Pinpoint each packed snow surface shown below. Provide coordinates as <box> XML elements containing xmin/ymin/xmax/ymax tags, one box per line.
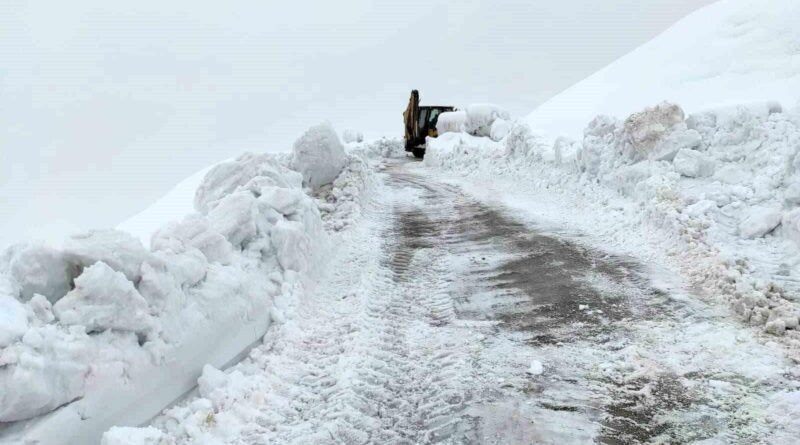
<box><xmin>526</xmin><ymin>0</ymin><xmax>800</xmax><ymax>142</ymax></box>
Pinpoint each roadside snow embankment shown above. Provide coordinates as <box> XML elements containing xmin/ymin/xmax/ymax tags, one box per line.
<box><xmin>437</xmin><ymin>104</ymin><xmax>511</xmax><ymax>142</ymax></box>
<box><xmin>0</xmin><ymin>124</ymin><xmax>373</xmax><ymax>443</ymax></box>
<box><xmin>425</xmin><ymin>100</ymin><xmax>800</xmax><ymax>343</ymax></box>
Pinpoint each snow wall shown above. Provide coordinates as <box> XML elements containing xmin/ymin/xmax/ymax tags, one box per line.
<box><xmin>0</xmin><ymin>127</ymin><xmax>377</xmax><ymax>444</ymax></box>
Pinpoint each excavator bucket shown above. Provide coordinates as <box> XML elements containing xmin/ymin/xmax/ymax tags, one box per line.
<box><xmin>403</xmin><ymin>90</ymin><xmax>419</xmax><ymax>149</ymax></box>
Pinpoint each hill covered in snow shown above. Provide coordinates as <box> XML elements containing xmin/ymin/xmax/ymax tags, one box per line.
<box><xmin>526</xmin><ymin>0</ymin><xmax>800</xmax><ymax>141</ymax></box>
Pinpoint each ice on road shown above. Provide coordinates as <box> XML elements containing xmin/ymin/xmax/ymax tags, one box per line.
<box><xmin>142</xmin><ymin>159</ymin><xmax>799</xmax><ymax>444</ymax></box>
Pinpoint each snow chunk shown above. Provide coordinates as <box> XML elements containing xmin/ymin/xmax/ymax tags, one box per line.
<box><xmin>0</xmin><ymin>324</ymin><xmax>89</xmax><ymax>422</ymax></box>
<box><xmin>489</xmin><ymin>118</ymin><xmax>512</xmax><ymax>142</ymax></box>
<box><xmin>207</xmin><ymin>192</ymin><xmax>258</xmax><ymax>249</ymax></box>
<box><xmin>527</xmin><ymin>360</ymin><xmax>544</xmax><ymax>376</ymax></box>
<box><xmin>436</xmin><ymin>110</ymin><xmax>466</xmax><ymax>134</ymax></box>
<box><xmin>270</xmin><ymin>220</ymin><xmax>310</xmax><ymax>272</ymax></box>
<box><xmin>53</xmin><ymin>262</ymin><xmax>155</xmax><ymax>335</ymax></box>
<box><xmin>63</xmin><ymin>230</ymin><xmax>152</xmax><ymax>284</ymax></box>
<box><xmin>341</xmin><ymin>129</ymin><xmax>364</xmax><ymax>143</ymax></box>
<box><xmin>4</xmin><ymin>243</ymin><xmax>75</xmax><ymax>303</ymax></box>
<box><xmin>553</xmin><ymin>136</ymin><xmax>581</xmax><ymax>166</ymax></box>
<box><xmin>464</xmin><ymin>104</ymin><xmax>511</xmax><ymax>137</ymax></box>
<box><xmin>28</xmin><ymin>294</ymin><xmax>55</xmax><ymax>325</ymax></box>
<box><xmin>782</xmin><ymin>208</ymin><xmax>800</xmax><ymax>246</ymax></box>
<box><xmin>197</xmin><ymin>364</ymin><xmax>227</xmax><ymax>400</ymax></box>
<box><xmin>784</xmin><ymin>179</ymin><xmax>800</xmax><ymax>206</ymax></box>
<box><xmin>102</xmin><ymin>426</ymin><xmax>164</xmax><ymax>445</ymax></box>
<box><xmin>620</xmin><ymin>102</ymin><xmax>695</xmax><ymax>162</ymax></box>
<box><xmin>673</xmin><ymin>148</ymin><xmax>715</xmax><ymax>178</ymax></box>
<box><xmin>152</xmin><ymin>214</ymin><xmax>233</xmax><ymax>265</ymax></box>
<box><xmin>738</xmin><ymin>206</ymin><xmax>782</xmax><ymax>239</ymax></box>
<box><xmin>291</xmin><ymin>122</ymin><xmax>347</xmax><ymax>190</ymax></box>
<box><xmin>0</xmin><ymin>294</ymin><xmax>28</xmax><ymax>347</ymax></box>
<box><xmin>194</xmin><ymin>153</ymin><xmax>301</xmax><ymax>214</ymax></box>
<box><xmin>505</xmin><ymin>122</ymin><xmax>540</xmax><ymax>158</ymax></box>
<box><xmin>5</xmin><ymin>230</ymin><xmax>152</xmax><ymax>304</ymax></box>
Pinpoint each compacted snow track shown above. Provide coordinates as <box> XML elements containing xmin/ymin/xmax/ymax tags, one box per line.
<box><xmin>145</xmin><ymin>159</ymin><xmax>799</xmax><ymax>444</ymax></box>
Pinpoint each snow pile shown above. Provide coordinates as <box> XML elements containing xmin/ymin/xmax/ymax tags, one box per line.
<box><xmin>526</xmin><ymin>0</ymin><xmax>800</xmax><ymax>142</ymax></box>
<box><xmin>290</xmin><ymin>122</ymin><xmax>347</xmax><ymax>190</ymax></box>
<box><xmin>102</xmin><ymin>427</ymin><xmax>163</xmax><ymax>445</ymax></box>
<box><xmin>341</xmin><ymin>129</ymin><xmax>364</xmax><ymax>143</ymax></box>
<box><xmin>436</xmin><ymin>110</ymin><xmax>466</xmax><ymax>134</ymax></box>
<box><xmin>464</xmin><ymin>104</ymin><xmax>510</xmax><ymax>139</ymax></box>
<box><xmin>0</xmin><ymin>122</ymin><xmax>375</xmax><ymax>442</ymax></box>
<box><xmin>349</xmin><ymin>137</ymin><xmax>405</xmax><ymax>159</ymax></box>
<box><xmin>315</xmin><ymin>153</ymin><xmax>374</xmax><ymax>232</ymax></box>
<box><xmin>54</xmin><ymin>262</ymin><xmax>156</xmax><ymax>335</ymax></box>
<box><xmin>425</xmin><ymin>99</ymin><xmax>800</xmax><ymax>341</ymax></box>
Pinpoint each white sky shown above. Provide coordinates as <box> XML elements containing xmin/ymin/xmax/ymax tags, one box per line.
<box><xmin>0</xmin><ymin>0</ymin><xmax>715</xmax><ymax>248</ymax></box>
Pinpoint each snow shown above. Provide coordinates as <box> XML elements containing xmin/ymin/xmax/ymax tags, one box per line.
<box><xmin>436</xmin><ymin>110</ymin><xmax>466</xmax><ymax>134</ymax></box>
<box><xmin>423</xmin><ymin>97</ymin><xmax>800</xmax><ymax>342</ymax></box>
<box><xmin>53</xmin><ymin>262</ymin><xmax>156</xmax><ymax>335</ymax></box>
<box><xmin>0</xmin><ymin>124</ymin><xmax>374</xmax><ymax>442</ymax></box>
<box><xmin>526</xmin><ymin>0</ymin><xmax>800</xmax><ymax>143</ymax></box>
<box><xmin>0</xmin><ymin>294</ymin><xmax>28</xmax><ymax>348</ymax></box>
<box><xmin>673</xmin><ymin>148</ymin><xmax>715</xmax><ymax>178</ymax></box>
<box><xmin>526</xmin><ymin>360</ymin><xmax>544</xmax><ymax>376</ymax></box>
<box><xmin>341</xmin><ymin>129</ymin><xmax>364</xmax><ymax>143</ymax></box>
<box><xmin>101</xmin><ymin>427</ymin><xmax>163</xmax><ymax>445</ymax></box>
<box><xmin>464</xmin><ymin>103</ymin><xmax>510</xmax><ymax>138</ymax></box>
<box><xmin>738</xmin><ymin>206</ymin><xmax>782</xmax><ymax>239</ymax></box>
<box><xmin>117</xmin><ymin>164</ymin><xmax>216</xmax><ymax>248</ymax></box>
<box><xmin>290</xmin><ymin>122</ymin><xmax>348</xmax><ymax>190</ymax></box>
<box><xmin>489</xmin><ymin>118</ymin><xmax>511</xmax><ymax>142</ymax></box>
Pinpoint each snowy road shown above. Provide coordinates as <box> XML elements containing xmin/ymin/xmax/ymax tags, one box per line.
<box><xmin>147</xmin><ymin>159</ymin><xmax>799</xmax><ymax>444</ymax></box>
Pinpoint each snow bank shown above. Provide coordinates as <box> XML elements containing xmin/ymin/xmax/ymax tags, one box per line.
<box><xmin>425</xmin><ymin>99</ymin><xmax>800</xmax><ymax>342</ymax></box>
<box><xmin>314</xmin><ymin>152</ymin><xmax>374</xmax><ymax>232</ymax></box>
<box><xmin>291</xmin><ymin>122</ymin><xmax>347</xmax><ymax>190</ymax></box>
<box><xmin>436</xmin><ymin>105</ymin><xmax>514</xmax><ymax>143</ymax></box>
<box><xmin>526</xmin><ymin>0</ymin><xmax>800</xmax><ymax>142</ymax></box>
<box><xmin>0</xmin><ymin>124</ymin><xmax>375</xmax><ymax>442</ymax></box>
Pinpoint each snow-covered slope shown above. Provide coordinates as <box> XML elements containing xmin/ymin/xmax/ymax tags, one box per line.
<box><xmin>527</xmin><ymin>0</ymin><xmax>800</xmax><ymax>142</ymax></box>
<box><xmin>116</xmin><ymin>164</ymin><xmax>218</xmax><ymax>248</ymax></box>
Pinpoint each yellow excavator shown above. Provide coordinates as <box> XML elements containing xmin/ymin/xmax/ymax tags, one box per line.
<box><xmin>403</xmin><ymin>90</ymin><xmax>455</xmax><ymax>158</ymax></box>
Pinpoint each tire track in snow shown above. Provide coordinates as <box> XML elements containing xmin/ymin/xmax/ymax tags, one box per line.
<box><xmin>146</xmin><ymin>160</ymin><xmax>800</xmax><ymax>444</ymax></box>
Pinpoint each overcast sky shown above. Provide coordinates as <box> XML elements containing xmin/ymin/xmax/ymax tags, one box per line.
<box><xmin>0</xmin><ymin>0</ymin><xmax>715</xmax><ymax>248</ymax></box>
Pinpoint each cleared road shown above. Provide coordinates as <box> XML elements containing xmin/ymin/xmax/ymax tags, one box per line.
<box><xmin>149</xmin><ymin>159</ymin><xmax>798</xmax><ymax>444</ymax></box>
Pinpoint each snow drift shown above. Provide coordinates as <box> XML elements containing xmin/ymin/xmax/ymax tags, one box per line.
<box><xmin>0</xmin><ymin>125</ymin><xmax>373</xmax><ymax>443</ymax></box>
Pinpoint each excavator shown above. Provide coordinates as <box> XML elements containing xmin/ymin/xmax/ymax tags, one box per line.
<box><xmin>403</xmin><ymin>90</ymin><xmax>455</xmax><ymax>158</ymax></box>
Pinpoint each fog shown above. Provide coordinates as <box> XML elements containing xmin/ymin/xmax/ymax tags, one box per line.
<box><xmin>0</xmin><ymin>0</ymin><xmax>715</xmax><ymax>247</ymax></box>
